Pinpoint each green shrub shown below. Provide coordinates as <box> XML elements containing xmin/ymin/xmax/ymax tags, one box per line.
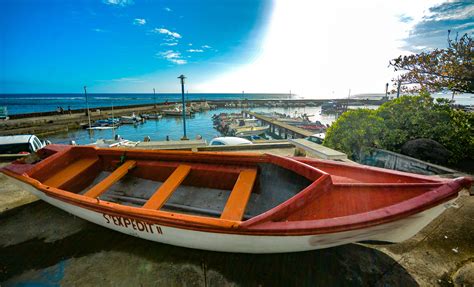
<box><xmin>324</xmin><ymin>109</ymin><xmax>384</xmax><ymax>161</ymax></box>
<box><xmin>324</xmin><ymin>93</ymin><xmax>473</xmax><ymax>164</ymax></box>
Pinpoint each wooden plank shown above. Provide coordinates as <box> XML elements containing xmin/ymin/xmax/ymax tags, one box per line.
<box><xmin>142</xmin><ymin>165</ymin><xmax>191</xmax><ymax>210</ymax></box>
<box><xmin>43</xmin><ymin>157</ymin><xmax>100</xmax><ymax>188</ymax></box>
<box><xmin>83</xmin><ymin>160</ymin><xmax>136</xmax><ymax>198</ymax></box>
<box><xmin>220</xmin><ymin>169</ymin><xmax>257</xmax><ymax>221</ymax></box>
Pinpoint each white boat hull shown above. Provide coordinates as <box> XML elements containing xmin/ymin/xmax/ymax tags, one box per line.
<box><xmin>235</xmin><ymin>126</ymin><xmax>269</xmax><ymax>137</ymax></box>
<box><xmin>9</xmin><ymin>177</ymin><xmax>454</xmax><ymax>253</ymax></box>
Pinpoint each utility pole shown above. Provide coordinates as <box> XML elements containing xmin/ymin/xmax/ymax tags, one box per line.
<box><xmin>397</xmin><ymin>78</ymin><xmax>402</xmax><ymax>98</ymax></box>
<box><xmin>178</xmin><ymin>75</ymin><xmax>188</xmax><ymax>140</ymax></box>
<box><xmin>84</xmin><ymin>86</ymin><xmax>91</xmax><ymax>130</ymax></box>
<box><xmin>346</xmin><ymin>89</ymin><xmax>351</xmax><ymax>112</ymax></box>
<box><xmin>385</xmin><ymin>83</ymin><xmax>389</xmax><ymax>99</ymax></box>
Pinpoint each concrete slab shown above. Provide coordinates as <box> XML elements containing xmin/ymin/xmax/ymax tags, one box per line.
<box><xmin>135</xmin><ymin>139</ymin><xmax>208</xmax><ymax>150</ymax></box>
<box><xmin>0</xmin><ymin>163</ymin><xmax>38</xmax><ymax>214</ymax></box>
<box><xmin>289</xmin><ymin>138</ymin><xmax>348</xmax><ymax>160</ymax></box>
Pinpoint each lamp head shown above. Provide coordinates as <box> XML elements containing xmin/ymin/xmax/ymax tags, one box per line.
<box><xmin>178</xmin><ymin>74</ymin><xmax>186</xmax><ymax>84</ymax></box>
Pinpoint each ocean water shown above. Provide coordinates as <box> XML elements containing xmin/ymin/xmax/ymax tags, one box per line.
<box><xmin>1</xmin><ymin>93</ymin><xmax>472</xmax><ymax>116</ymax></box>
<box><xmin>0</xmin><ymin>93</ymin><xmax>290</xmax><ymax>115</ymax></box>
<box><xmin>47</xmin><ymin>106</ymin><xmax>340</xmax><ymax>145</ymax></box>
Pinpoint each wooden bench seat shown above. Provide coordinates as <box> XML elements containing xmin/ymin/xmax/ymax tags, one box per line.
<box><xmin>143</xmin><ymin>165</ymin><xmax>191</xmax><ymax>210</ymax></box>
<box><xmin>43</xmin><ymin>157</ymin><xmax>100</xmax><ymax>188</ymax></box>
<box><xmin>220</xmin><ymin>169</ymin><xmax>257</xmax><ymax>221</ymax></box>
<box><xmin>83</xmin><ymin>160</ymin><xmax>136</xmax><ymax>198</ymax></box>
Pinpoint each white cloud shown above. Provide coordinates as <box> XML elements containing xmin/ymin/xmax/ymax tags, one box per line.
<box><xmin>164</xmin><ymin>7</ymin><xmax>172</xmax><ymax>12</ymax></box>
<box><xmin>187</xmin><ymin>49</ymin><xmax>203</xmax><ymax>53</ymax></box>
<box><xmin>92</xmin><ymin>28</ymin><xmax>105</xmax><ymax>32</ymax></box>
<box><xmin>152</xmin><ymin>28</ymin><xmax>182</xmax><ymax>39</ymax></box>
<box><xmin>102</xmin><ymin>0</ymin><xmax>134</xmax><ymax>7</ymax></box>
<box><xmin>161</xmin><ymin>42</ymin><xmax>178</xmax><ymax>46</ymax></box>
<box><xmin>202</xmin><ymin>45</ymin><xmax>211</xmax><ymax>49</ymax></box>
<box><xmin>171</xmin><ymin>59</ymin><xmax>187</xmax><ymax>64</ymax></box>
<box><xmin>133</xmin><ymin>18</ymin><xmax>146</xmax><ymax>25</ymax></box>
<box><xmin>429</xmin><ymin>4</ymin><xmax>474</xmax><ymax>21</ymax></box>
<box><xmin>197</xmin><ymin>0</ymin><xmax>449</xmax><ymax>97</ymax></box>
<box><xmin>158</xmin><ymin>50</ymin><xmax>187</xmax><ymax>65</ymax></box>
<box><xmin>188</xmin><ymin>43</ymin><xmax>193</xmax><ymax>46</ymax></box>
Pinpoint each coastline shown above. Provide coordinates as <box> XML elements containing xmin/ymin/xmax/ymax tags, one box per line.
<box><xmin>0</xmin><ymin>98</ymin><xmax>385</xmax><ymax>137</ymax></box>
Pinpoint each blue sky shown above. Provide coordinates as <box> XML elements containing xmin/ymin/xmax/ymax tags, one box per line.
<box><xmin>0</xmin><ymin>0</ymin><xmax>472</xmax><ymax>96</ymax></box>
<box><xmin>0</xmin><ymin>0</ymin><xmax>272</xmax><ymax>93</ymax></box>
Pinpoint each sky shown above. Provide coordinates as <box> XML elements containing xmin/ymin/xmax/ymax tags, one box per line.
<box><xmin>0</xmin><ymin>0</ymin><xmax>472</xmax><ymax>98</ymax></box>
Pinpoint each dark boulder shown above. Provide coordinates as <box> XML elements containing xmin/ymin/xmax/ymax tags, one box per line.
<box><xmin>401</xmin><ymin>138</ymin><xmax>451</xmax><ymax>165</ymax></box>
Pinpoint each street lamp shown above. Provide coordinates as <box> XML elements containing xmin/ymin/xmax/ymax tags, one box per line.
<box><xmin>84</xmin><ymin>86</ymin><xmax>91</xmax><ymax>129</ymax></box>
<box><xmin>178</xmin><ymin>75</ymin><xmax>188</xmax><ymax>140</ymax></box>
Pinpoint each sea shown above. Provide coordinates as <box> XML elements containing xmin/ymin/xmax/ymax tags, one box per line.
<box><xmin>0</xmin><ymin>93</ymin><xmax>292</xmax><ymax>115</ymax></box>
<box><xmin>45</xmin><ymin>105</ymin><xmax>342</xmax><ymax>145</ymax></box>
<box><xmin>0</xmin><ymin>93</ymin><xmax>472</xmax><ymax>145</ymax></box>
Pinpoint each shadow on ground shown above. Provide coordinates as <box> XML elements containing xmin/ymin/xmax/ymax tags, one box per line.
<box><xmin>0</xmin><ymin>202</ymin><xmax>417</xmax><ymax>286</ymax></box>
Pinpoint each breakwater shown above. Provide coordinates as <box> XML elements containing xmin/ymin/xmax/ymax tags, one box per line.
<box><xmin>5</xmin><ymin>98</ymin><xmax>386</xmax><ymax>120</ymax></box>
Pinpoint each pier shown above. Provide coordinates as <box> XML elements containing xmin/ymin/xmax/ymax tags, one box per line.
<box><xmin>243</xmin><ymin>111</ymin><xmax>314</xmax><ymax>139</ymax></box>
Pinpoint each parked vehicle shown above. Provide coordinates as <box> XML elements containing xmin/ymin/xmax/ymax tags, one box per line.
<box><xmin>0</xmin><ymin>135</ymin><xmax>49</xmax><ymax>154</ymax></box>
<box><xmin>209</xmin><ymin>137</ymin><xmax>253</xmax><ymax>146</ymax></box>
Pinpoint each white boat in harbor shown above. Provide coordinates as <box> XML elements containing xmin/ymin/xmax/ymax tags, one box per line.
<box><xmin>120</xmin><ymin>113</ymin><xmax>144</xmax><ymax>124</ymax></box>
<box><xmin>87</xmin><ymin>126</ymin><xmax>117</xmax><ymax>130</ymax></box>
<box><xmin>142</xmin><ymin>113</ymin><xmax>162</xmax><ymax>120</ymax></box>
<box><xmin>233</xmin><ymin>125</ymin><xmax>269</xmax><ymax>137</ymax></box>
<box><xmin>162</xmin><ymin>108</ymin><xmax>192</xmax><ymax>117</ymax></box>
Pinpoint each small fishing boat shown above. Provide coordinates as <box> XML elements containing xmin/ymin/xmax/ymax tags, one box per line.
<box><xmin>120</xmin><ymin>113</ymin><xmax>144</xmax><ymax>124</ymax></box>
<box><xmin>233</xmin><ymin>125</ymin><xmax>270</xmax><ymax>137</ymax></box>
<box><xmin>1</xmin><ymin>145</ymin><xmax>471</xmax><ymax>253</ymax></box>
<box><xmin>87</xmin><ymin>126</ymin><xmax>117</xmax><ymax>131</ymax></box>
<box><xmin>162</xmin><ymin>108</ymin><xmax>192</xmax><ymax>117</ymax></box>
<box><xmin>143</xmin><ymin>113</ymin><xmax>162</xmax><ymax>120</ymax></box>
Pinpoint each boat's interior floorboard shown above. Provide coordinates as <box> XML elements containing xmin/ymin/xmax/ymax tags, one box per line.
<box><xmin>246</xmin><ymin>163</ymin><xmax>311</xmax><ymax>216</ymax></box>
<box><xmin>78</xmin><ymin>163</ymin><xmax>312</xmax><ymax>220</ymax></box>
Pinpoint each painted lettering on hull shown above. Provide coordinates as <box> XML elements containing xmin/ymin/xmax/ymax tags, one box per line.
<box><xmin>102</xmin><ymin>213</ymin><xmax>163</xmax><ymax>235</ymax></box>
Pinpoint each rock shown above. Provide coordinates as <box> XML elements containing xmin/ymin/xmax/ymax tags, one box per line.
<box><xmin>401</xmin><ymin>138</ymin><xmax>451</xmax><ymax>165</ymax></box>
<box><xmin>452</xmin><ymin>261</ymin><xmax>474</xmax><ymax>287</ymax></box>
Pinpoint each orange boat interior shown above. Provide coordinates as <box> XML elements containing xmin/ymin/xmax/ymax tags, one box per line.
<box><xmin>15</xmin><ymin>145</ymin><xmax>448</xmax><ymax>223</ymax></box>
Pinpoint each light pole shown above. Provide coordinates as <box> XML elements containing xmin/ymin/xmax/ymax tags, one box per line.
<box><xmin>153</xmin><ymin>88</ymin><xmax>156</xmax><ymax>108</ymax></box>
<box><xmin>84</xmin><ymin>86</ymin><xmax>91</xmax><ymax>129</ymax></box>
<box><xmin>178</xmin><ymin>75</ymin><xmax>188</xmax><ymax>140</ymax></box>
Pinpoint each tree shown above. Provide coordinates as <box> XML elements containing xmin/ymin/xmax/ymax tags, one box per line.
<box><xmin>390</xmin><ymin>32</ymin><xmax>473</xmax><ymax>95</ymax></box>
<box><xmin>323</xmin><ymin>109</ymin><xmax>385</xmax><ymax>161</ymax></box>
<box><xmin>324</xmin><ymin>94</ymin><xmax>473</xmax><ymax>164</ymax></box>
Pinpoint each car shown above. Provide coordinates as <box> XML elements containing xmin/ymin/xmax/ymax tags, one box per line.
<box><xmin>209</xmin><ymin>137</ymin><xmax>253</xmax><ymax>146</ymax></box>
<box><xmin>0</xmin><ymin>135</ymin><xmax>49</xmax><ymax>154</ymax></box>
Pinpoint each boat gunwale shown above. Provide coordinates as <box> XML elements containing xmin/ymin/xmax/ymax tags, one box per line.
<box><xmin>293</xmin><ymin>157</ymin><xmax>449</xmax><ymax>183</ymax></box>
<box><xmin>2</xmin><ymin>168</ymin><xmax>467</xmax><ymax>236</ymax></box>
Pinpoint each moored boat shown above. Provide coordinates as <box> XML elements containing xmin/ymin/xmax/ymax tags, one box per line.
<box><xmin>1</xmin><ymin>145</ymin><xmax>471</xmax><ymax>253</ymax></box>
<box><xmin>233</xmin><ymin>125</ymin><xmax>270</xmax><ymax>137</ymax></box>
<box><xmin>162</xmin><ymin>108</ymin><xmax>193</xmax><ymax>117</ymax></box>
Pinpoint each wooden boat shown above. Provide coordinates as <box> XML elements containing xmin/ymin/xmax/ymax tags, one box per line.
<box><xmin>233</xmin><ymin>125</ymin><xmax>270</xmax><ymax>137</ymax></box>
<box><xmin>1</xmin><ymin>145</ymin><xmax>471</xmax><ymax>253</ymax></box>
<box><xmin>162</xmin><ymin>107</ymin><xmax>193</xmax><ymax>117</ymax></box>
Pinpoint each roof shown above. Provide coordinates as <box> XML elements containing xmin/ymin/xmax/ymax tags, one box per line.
<box><xmin>0</xmin><ymin>135</ymin><xmax>34</xmax><ymax>144</ymax></box>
